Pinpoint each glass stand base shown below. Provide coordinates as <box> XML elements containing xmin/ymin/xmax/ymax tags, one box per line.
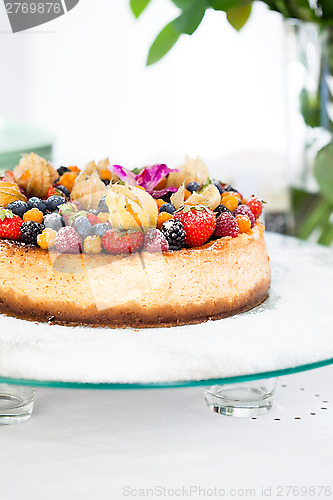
<box><xmin>204</xmin><ymin>379</ymin><xmax>277</xmax><ymax>417</ymax></box>
<box><xmin>0</xmin><ymin>385</ymin><xmax>35</xmax><ymax>425</ymax></box>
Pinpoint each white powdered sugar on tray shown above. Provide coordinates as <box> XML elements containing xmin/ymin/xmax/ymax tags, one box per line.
<box><xmin>0</xmin><ymin>233</ymin><xmax>332</xmax><ymax>384</ymax></box>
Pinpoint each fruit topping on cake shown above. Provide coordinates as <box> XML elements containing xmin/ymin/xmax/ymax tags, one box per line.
<box><xmin>0</xmin><ymin>154</ymin><xmax>265</xmax><ymax>257</ymax></box>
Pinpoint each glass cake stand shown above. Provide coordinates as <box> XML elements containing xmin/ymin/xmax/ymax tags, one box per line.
<box><xmin>1</xmin><ymin>233</ymin><xmax>333</xmax><ymax>422</ymax></box>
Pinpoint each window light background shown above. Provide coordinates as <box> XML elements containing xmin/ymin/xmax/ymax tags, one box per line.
<box><xmin>0</xmin><ymin>0</ymin><xmax>286</xmax><ymax>196</ymax></box>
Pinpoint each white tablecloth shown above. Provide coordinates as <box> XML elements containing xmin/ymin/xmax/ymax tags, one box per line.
<box><xmin>1</xmin><ymin>365</ymin><xmax>332</xmax><ymax>500</ymax></box>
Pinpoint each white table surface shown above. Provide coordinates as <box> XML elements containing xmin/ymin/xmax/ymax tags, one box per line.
<box><xmin>1</xmin><ymin>365</ymin><xmax>332</xmax><ymax>500</ymax></box>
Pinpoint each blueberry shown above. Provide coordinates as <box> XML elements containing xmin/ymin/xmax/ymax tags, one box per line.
<box><xmin>88</xmin><ymin>209</ymin><xmax>99</xmax><ymax>216</ymax></box>
<box><xmin>160</xmin><ymin>203</ymin><xmax>176</xmax><ymax>215</ymax></box>
<box><xmin>46</xmin><ymin>195</ymin><xmax>66</xmax><ymax>212</ymax></box>
<box><xmin>92</xmin><ymin>223</ymin><xmax>111</xmax><ymax>237</ymax></box>
<box><xmin>74</xmin><ymin>216</ymin><xmax>92</xmax><ymax>239</ymax></box>
<box><xmin>43</xmin><ymin>213</ymin><xmax>65</xmax><ymax>231</ymax></box>
<box><xmin>98</xmin><ymin>196</ymin><xmax>108</xmax><ymax>213</ymax></box>
<box><xmin>57</xmin><ymin>166</ymin><xmax>70</xmax><ymax>177</ymax></box>
<box><xmin>56</xmin><ymin>185</ymin><xmax>70</xmax><ymax>197</ymax></box>
<box><xmin>221</xmin><ymin>184</ymin><xmax>238</xmax><ymax>193</ymax></box>
<box><xmin>6</xmin><ymin>200</ymin><xmax>28</xmax><ymax>218</ymax></box>
<box><xmin>186</xmin><ymin>182</ymin><xmax>200</xmax><ymax>193</ymax></box>
<box><xmin>211</xmin><ymin>179</ymin><xmax>223</xmax><ymax>194</ymax></box>
<box><xmin>27</xmin><ymin>197</ymin><xmax>47</xmax><ymax>214</ymax></box>
<box><xmin>102</xmin><ymin>179</ymin><xmax>110</xmax><ymax>186</ymax></box>
<box><xmin>215</xmin><ymin>204</ymin><xmax>234</xmax><ymax>217</ymax></box>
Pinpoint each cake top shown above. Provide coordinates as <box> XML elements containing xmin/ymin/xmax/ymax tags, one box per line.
<box><xmin>0</xmin><ymin>153</ymin><xmax>264</xmax><ymax>255</ymax></box>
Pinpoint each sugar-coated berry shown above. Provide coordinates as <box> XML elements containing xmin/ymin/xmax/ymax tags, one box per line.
<box><xmin>59</xmin><ymin>202</ymin><xmax>78</xmax><ymax>217</ymax></box>
<box><xmin>221</xmin><ymin>184</ymin><xmax>238</xmax><ymax>193</ymax></box>
<box><xmin>68</xmin><ymin>210</ymin><xmax>87</xmax><ymax>226</ymax></box>
<box><xmin>246</xmin><ymin>197</ymin><xmax>263</xmax><ymax>219</ymax></box>
<box><xmin>37</xmin><ymin>228</ymin><xmax>57</xmax><ymax>250</ymax></box>
<box><xmin>46</xmin><ymin>195</ymin><xmax>66</xmax><ymax>212</ymax></box>
<box><xmin>98</xmin><ymin>196</ymin><xmax>108</xmax><ymax>213</ymax></box>
<box><xmin>221</xmin><ymin>193</ymin><xmax>240</xmax><ymax>212</ymax></box>
<box><xmin>96</xmin><ymin>212</ymin><xmax>110</xmax><ymax>224</ymax></box>
<box><xmin>23</xmin><ymin>208</ymin><xmax>44</xmax><ymax>224</ymax></box>
<box><xmin>27</xmin><ymin>197</ymin><xmax>47</xmax><ymax>215</ymax></box>
<box><xmin>74</xmin><ymin>216</ymin><xmax>93</xmax><ymax>239</ymax></box>
<box><xmin>186</xmin><ymin>181</ymin><xmax>200</xmax><ymax>193</ymax></box>
<box><xmin>236</xmin><ymin>214</ymin><xmax>252</xmax><ymax>233</ymax></box>
<box><xmin>157</xmin><ymin>212</ymin><xmax>174</xmax><ymax>229</ymax></box>
<box><xmin>43</xmin><ymin>213</ymin><xmax>66</xmax><ymax>231</ymax></box>
<box><xmin>55</xmin><ymin>226</ymin><xmax>82</xmax><ymax>254</ymax></box>
<box><xmin>211</xmin><ymin>179</ymin><xmax>223</xmax><ymax>194</ymax></box>
<box><xmin>234</xmin><ymin>204</ymin><xmax>255</xmax><ymax>228</ymax></box>
<box><xmin>159</xmin><ymin>203</ymin><xmax>176</xmax><ymax>215</ymax></box>
<box><xmin>214</xmin><ymin>212</ymin><xmax>239</xmax><ymax>238</ymax></box>
<box><xmin>92</xmin><ymin>223</ymin><xmax>111</xmax><ymax>237</ymax></box>
<box><xmin>21</xmin><ymin>221</ymin><xmax>45</xmax><ymax>245</ymax></box>
<box><xmin>143</xmin><ymin>228</ymin><xmax>169</xmax><ymax>252</ymax></box>
<box><xmin>6</xmin><ymin>200</ymin><xmax>28</xmax><ymax>219</ymax></box>
<box><xmin>84</xmin><ymin>235</ymin><xmax>102</xmax><ymax>254</ymax></box>
<box><xmin>160</xmin><ymin>219</ymin><xmax>186</xmax><ymax>251</ymax></box>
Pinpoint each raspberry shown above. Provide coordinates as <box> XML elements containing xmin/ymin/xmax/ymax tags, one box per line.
<box><xmin>55</xmin><ymin>226</ymin><xmax>82</xmax><ymax>254</ymax></box>
<box><xmin>23</xmin><ymin>208</ymin><xmax>44</xmax><ymax>224</ymax></box>
<box><xmin>220</xmin><ymin>193</ymin><xmax>240</xmax><ymax>212</ymax></box>
<box><xmin>160</xmin><ymin>219</ymin><xmax>186</xmax><ymax>251</ymax></box>
<box><xmin>102</xmin><ymin>230</ymin><xmax>144</xmax><ymax>255</ymax></box>
<box><xmin>246</xmin><ymin>197</ymin><xmax>263</xmax><ymax>219</ymax></box>
<box><xmin>143</xmin><ymin>229</ymin><xmax>169</xmax><ymax>252</ymax></box>
<box><xmin>236</xmin><ymin>214</ymin><xmax>252</xmax><ymax>233</ymax></box>
<box><xmin>234</xmin><ymin>204</ymin><xmax>255</xmax><ymax>228</ymax></box>
<box><xmin>214</xmin><ymin>212</ymin><xmax>239</xmax><ymax>238</ymax></box>
<box><xmin>84</xmin><ymin>235</ymin><xmax>102</xmax><ymax>254</ymax></box>
<box><xmin>37</xmin><ymin>229</ymin><xmax>57</xmax><ymax>250</ymax></box>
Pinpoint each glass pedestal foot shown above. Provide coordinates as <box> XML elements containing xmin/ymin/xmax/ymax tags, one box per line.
<box><xmin>204</xmin><ymin>378</ymin><xmax>277</xmax><ymax>417</ymax></box>
<box><xmin>0</xmin><ymin>384</ymin><xmax>35</xmax><ymax>424</ymax></box>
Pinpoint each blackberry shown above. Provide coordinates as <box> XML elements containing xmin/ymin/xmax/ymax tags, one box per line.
<box><xmin>21</xmin><ymin>221</ymin><xmax>44</xmax><ymax>245</ymax></box>
<box><xmin>56</xmin><ymin>185</ymin><xmax>70</xmax><ymax>197</ymax></box>
<box><xmin>161</xmin><ymin>219</ymin><xmax>186</xmax><ymax>251</ymax></box>
<box><xmin>161</xmin><ymin>192</ymin><xmax>172</xmax><ymax>204</ymax></box>
<box><xmin>214</xmin><ymin>204</ymin><xmax>234</xmax><ymax>218</ymax></box>
<box><xmin>74</xmin><ymin>216</ymin><xmax>92</xmax><ymax>239</ymax></box>
<box><xmin>98</xmin><ymin>195</ymin><xmax>108</xmax><ymax>213</ymax></box>
<box><xmin>27</xmin><ymin>197</ymin><xmax>47</xmax><ymax>215</ymax></box>
<box><xmin>92</xmin><ymin>223</ymin><xmax>111</xmax><ymax>237</ymax></box>
<box><xmin>159</xmin><ymin>203</ymin><xmax>176</xmax><ymax>215</ymax></box>
<box><xmin>46</xmin><ymin>195</ymin><xmax>66</xmax><ymax>212</ymax></box>
<box><xmin>57</xmin><ymin>166</ymin><xmax>70</xmax><ymax>177</ymax></box>
<box><xmin>186</xmin><ymin>181</ymin><xmax>200</xmax><ymax>193</ymax></box>
<box><xmin>44</xmin><ymin>213</ymin><xmax>65</xmax><ymax>232</ymax></box>
<box><xmin>6</xmin><ymin>200</ymin><xmax>28</xmax><ymax>219</ymax></box>
<box><xmin>211</xmin><ymin>179</ymin><xmax>223</xmax><ymax>194</ymax></box>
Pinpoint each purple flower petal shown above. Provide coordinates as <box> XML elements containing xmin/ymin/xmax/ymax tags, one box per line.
<box><xmin>107</xmin><ymin>165</ymin><xmax>137</xmax><ymax>185</ymax></box>
<box><xmin>148</xmin><ymin>186</ymin><xmax>178</xmax><ymax>199</ymax></box>
<box><xmin>136</xmin><ymin>164</ymin><xmax>178</xmax><ymax>191</ymax></box>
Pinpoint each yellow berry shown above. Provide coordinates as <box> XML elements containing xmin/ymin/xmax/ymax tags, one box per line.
<box><xmin>221</xmin><ymin>193</ymin><xmax>239</xmax><ymax>212</ymax></box>
<box><xmin>98</xmin><ymin>212</ymin><xmax>110</xmax><ymax>223</ymax></box>
<box><xmin>236</xmin><ymin>214</ymin><xmax>252</xmax><ymax>233</ymax></box>
<box><xmin>23</xmin><ymin>208</ymin><xmax>44</xmax><ymax>223</ymax></box>
<box><xmin>84</xmin><ymin>235</ymin><xmax>102</xmax><ymax>254</ymax></box>
<box><xmin>37</xmin><ymin>229</ymin><xmax>57</xmax><ymax>250</ymax></box>
<box><xmin>157</xmin><ymin>212</ymin><xmax>174</xmax><ymax>229</ymax></box>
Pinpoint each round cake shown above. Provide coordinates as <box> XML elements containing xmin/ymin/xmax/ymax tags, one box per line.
<box><xmin>0</xmin><ymin>153</ymin><xmax>270</xmax><ymax>328</ymax></box>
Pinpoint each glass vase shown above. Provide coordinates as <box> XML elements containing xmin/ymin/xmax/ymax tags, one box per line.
<box><xmin>285</xmin><ymin>20</ymin><xmax>333</xmax><ymax>246</ymax></box>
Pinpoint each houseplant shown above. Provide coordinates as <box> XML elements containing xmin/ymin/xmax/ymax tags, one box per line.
<box><xmin>131</xmin><ymin>0</ymin><xmax>333</xmax><ymax>245</ymax></box>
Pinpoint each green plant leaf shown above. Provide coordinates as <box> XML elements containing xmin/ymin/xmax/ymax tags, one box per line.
<box><xmin>173</xmin><ymin>1</ymin><xmax>207</xmax><ymax>35</ymax></box>
<box><xmin>147</xmin><ymin>22</ymin><xmax>180</xmax><ymax>66</ymax></box>
<box><xmin>209</xmin><ymin>0</ymin><xmax>242</xmax><ymax>11</ymax></box>
<box><xmin>321</xmin><ymin>0</ymin><xmax>333</xmax><ymax>20</ymax></box>
<box><xmin>171</xmin><ymin>0</ymin><xmax>196</xmax><ymax>7</ymax></box>
<box><xmin>314</xmin><ymin>141</ymin><xmax>333</xmax><ymax>204</ymax></box>
<box><xmin>130</xmin><ymin>0</ymin><xmax>151</xmax><ymax>18</ymax></box>
<box><xmin>226</xmin><ymin>3</ymin><xmax>252</xmax><ymax>30</ymax></box>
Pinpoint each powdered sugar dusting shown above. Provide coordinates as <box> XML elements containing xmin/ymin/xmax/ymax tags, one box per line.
<box><xmin>0</xmin><ymin>233</ymin><xmax>332</xmax><ymax>385</ymax></box>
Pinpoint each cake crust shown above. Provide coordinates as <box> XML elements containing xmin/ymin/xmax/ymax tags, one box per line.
<box><xmin>0</xmin><ymin>223</ymin><xmax>270</xmax><ymax>328</ymax></box>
